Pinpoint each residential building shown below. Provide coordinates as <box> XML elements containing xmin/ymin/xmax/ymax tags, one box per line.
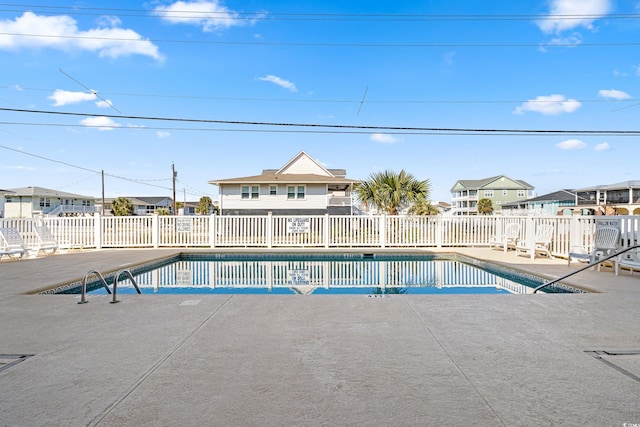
<box><xmin>0</xmin><ymin>189</ymin><xmax>14</xmax><ymax>218</ymax></box>
<box><xmin>98</xmin><ymin>196</ymin><xmax>174</xmax><ymax>216</ymax></box>
<box><xmin>574</xmin><ymin>180</ymin><xmax>640</xmax><ymax>215</ymax></box>
<box><xmin>3</xmin><ymin>186</ymin><xmax>97</xmax><ymax>218</ymax></box>
<box><xmin>209</xmin><ymin>151</ymin><xmax>360</xmax><ymax>215</ymax></box>
<box><xmin>450</xmin><ymin>175</ymin><xmax>534</xmax><ymax>215</ymax></box>
<box><xmin>501</xmin><ymin>190</ymin><xmax>578</xmax><ymax>216</ymax></box>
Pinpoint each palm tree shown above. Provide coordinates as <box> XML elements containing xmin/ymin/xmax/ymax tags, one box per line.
<box><xmin>408</xmin><ymin>200</ymin><xmax>440</xmax><ymax>216</ymax></box>
<box><xmin>477</xmin><ymin>198</ymin><xmax>494</xmax><ymax>215</ymax></box>
<box><xmin>355</xmin><ymin>170</ymin><xmax>431</xmax><ymax>215</ymax></box>
<box><xmin>111</xmin><ymin>197</ymin><xmax>134</xmax><ymax>216</ymax></box>
<box><xmin>196</xmin><ymin>196</ymin><xmax>213</xmax><ymax>215</ymax></box>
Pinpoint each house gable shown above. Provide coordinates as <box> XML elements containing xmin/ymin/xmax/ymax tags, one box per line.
<box><xmin>277</xmin><ymin>151</ymin><xmax>332</xmax><ymax>177</ymax></box>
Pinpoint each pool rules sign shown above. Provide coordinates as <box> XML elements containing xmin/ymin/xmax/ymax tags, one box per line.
<box><xmin>287</xmin><ymin>217</ymin><xmax>310</xmax><ymax>234</ymax></box>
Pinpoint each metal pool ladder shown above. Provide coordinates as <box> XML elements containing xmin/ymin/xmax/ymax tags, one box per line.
<box><xmin>78</xmin><ymin>269</ymin><xmax>141</xmax><ymax>304</ymax></box>
<box><xmin>533</xmin><ymin>244</ymin><xmax>640</xmax><ymax>293</ymax></box>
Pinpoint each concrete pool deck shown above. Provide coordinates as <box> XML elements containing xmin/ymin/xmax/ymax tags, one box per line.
<box><xmin>0</xmin><ymin>248</ymin><xmax>639</xmax><ymax>426</ymax></box>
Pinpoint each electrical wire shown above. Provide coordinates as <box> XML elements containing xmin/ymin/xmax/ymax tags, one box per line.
<box><xmin>1</xmin><ymin>107</ymin><xmax>639</xmax><ymax>136</ymax></box>
<box><xmin>2</xmin><ymin>31</ymin><xmax>638</xmax><ymax>48</ymax></box>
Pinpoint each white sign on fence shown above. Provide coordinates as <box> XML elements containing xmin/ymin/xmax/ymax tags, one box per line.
<box><xmin>287</xmin><ymin>269</ymin><xmax>310</xmax><ymax>285</ymax></box>
<box><xmin>176</xmin><ymin>217</ymin><xmax>192</xmax><ymax>233</ymax></box>
<box><xmin>177</xmin><ymin>269</ymin><xmax>192</xmax><ymax>285</ymax></box>
<box><xmin>287</xmin><ymin>217</ymin><xmax>310</xmax><ymax>234</ymax></box>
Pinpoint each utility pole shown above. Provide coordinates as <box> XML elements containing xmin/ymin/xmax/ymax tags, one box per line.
<box><xmin>101</xmin><ymin>170</ymin><xmax>105</xmax><ymax>215</ymax></box>
<box><xmin>172</xmin><ymin>162</ymin><xmax>177</xmax><ymax>215</ymax></box>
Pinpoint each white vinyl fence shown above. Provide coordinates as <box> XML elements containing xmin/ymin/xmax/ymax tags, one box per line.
<box><xmin>2</xmin><ymin>214</ymin><xmax>639</xmax><ymax>258</ymax></box>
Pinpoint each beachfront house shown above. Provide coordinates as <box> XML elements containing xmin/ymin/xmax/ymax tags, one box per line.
<box><xmin>501</xmin><ymin>190</ymin><xmax>578</xmax><ymax>216</ymax></box>
<box><xmin>450</xmin><ymin>175</ymin><xmax>534</xmax><ymax>215</ymax></box>
<box><xmin>573</xmin><ymin>180</ymin><xmax>640</xmax><ymax>215</ymax></box>
<box><xmin>2</xmin><ymin>186</ymin><xmax>97</xmax><ymax>218</ymax></box>
<box><xmin>98</xmin><ymin>196</ymin><xmax>174</xmax><ymax>216</ymax></box>
<box><xmin>209</xmin><ymin>151</ymin><xmax>360</xmax><ymax>215</ymax></box>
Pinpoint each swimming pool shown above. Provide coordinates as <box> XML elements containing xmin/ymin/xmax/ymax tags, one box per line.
<box><xmin>47</xmin><ymin>253</ymin><xmax>582</xmax><ymax>295</ymax></box>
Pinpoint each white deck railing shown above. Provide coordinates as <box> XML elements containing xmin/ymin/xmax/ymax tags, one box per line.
<box><xmin>2</xmin><ymin>214</ymin><xmax>639</xmax><ymax>257</ymax></box>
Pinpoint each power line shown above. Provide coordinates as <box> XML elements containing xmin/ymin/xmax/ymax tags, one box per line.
<box><xmin>2</xmin><ymin>84</ymin><xmax>637</xmax><ymax>106</ymax></box>
<box><xmin>1</xmin><ymin>4</ymin><xmax>639</xmax><ymax>22</ymax></box>
<box><xmin>2</xmin><ymin>31</ymin><xmax>639</xmax><ymax>49</ymax></box>
<box><xmin>0</xmin><ymin>142</ymin><xmax>211</xmax><ymax>196</ymax></box>
<box><xmin>1</xmin><ymin>107</ymin><xmax>640</xmax><ymax>136</ymax></box>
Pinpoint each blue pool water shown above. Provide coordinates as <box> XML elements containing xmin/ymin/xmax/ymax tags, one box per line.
<box><xmin>51</xmin><ymin>253</ymin><xmax>580</xmax><ymax>295</ymax></box>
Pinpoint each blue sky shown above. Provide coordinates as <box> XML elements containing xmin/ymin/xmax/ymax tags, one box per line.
<box><xmin>1</xmin><ymin>0</ymin><xmax>639</xmax><ymax>203</ymax></box>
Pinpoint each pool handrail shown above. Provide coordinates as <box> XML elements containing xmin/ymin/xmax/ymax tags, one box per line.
<box><xmin>533</xmin><ymin>245</ymin><xmax>640</xmax><ymax>293</ymax></box>
<box><xmin>78</xmin><ymin>270</ymin><xmax>111</xmax><ymax>304</ymax></box>
<box><xmin>111</xmin><ymin>269</ymin><xmax>142</xmax><ymax>304</ymax></box>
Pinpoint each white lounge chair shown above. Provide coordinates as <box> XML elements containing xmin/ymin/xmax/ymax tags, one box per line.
<box><xmin>33</xmin><ymin>225</ymin><xmax>59</xmax><ymax>256</ymax></box>
<box><xmin>0</xmin><ymin>227</ymin><xmax>27</xmax><ymax>260</ymax></box>
<box><xmin>615</xmin><ymin>248</ymin><xmax>640</xmax><ymax>276</ymax></box>
<box><xmin>489</xmin><ymin>223</ymin><xmax>521</xmax><ymax>252</ymax></box>
<box><xmin>515</xmin><ymin>224</ymin><xmax>554</xmax><ymax>259</ymax></box>
<box><xmin>568</xmin><ymin>226</ymin><xmax>620</xmax><ymax>271</ymax></box>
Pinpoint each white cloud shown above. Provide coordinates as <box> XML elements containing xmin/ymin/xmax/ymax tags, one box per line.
<box><xmin>370</xmin><ymin>133</ymin><xmax>401</xmax><ymax>144</ymax></box>
<box><xmin>514</xmin><ymin>94</ymin><xmax>581</xmax><ymax>115</ymax></box>
<box><xmin>48</xmin><ymin>89</ymin><xmax>96</xmax><ymax>106</ymax></box>
<box><xmin>599</xmin><ymin>89</ymin><xmax>631</xmax><ymax>100</ymax></box>
<box><xmin>258</xmin><ymin>75</ymin><xmax>297</xmax><ymax>92</ymax></box>
<box><xmin>157</xmin><ymin>131</ymin><xmax>171</xmax><ymax>139</ymax></box>
<box><xmin>556</xmin><ymin>139</ymin><xmax>587</xmax><ymax>150</ymax></box>
<box><xmin>545</xmin><ymin>33</ymin><xmax>582</xmax><ymax>48</ymax></box>
<box><xmin>95</xmin><ymin>99</ymin><xmax>113</xmax><ymax>108</ymax></box>
<box><xmin>537</xmin><ymin>0</ymin><xmax>612</xmax><ymax>34</ymax></box>
<box><xmin>154</xmin><ymin>1</ymin><xmax>264</xmax><ymax>32</ymax></box>
<box><xmin>594</xmin><ymin>142</ymin><xmax>610</xmax><ymax>151</ymax></box>
<box><xmin>80</xmin><ymin>116</ymin><xmax>120</xmax><ymax>131</ymax></box>
<box><xmin>0</xmin><ymin>12</ymin><xmax>163</xmax><ymax>60</ymax></box>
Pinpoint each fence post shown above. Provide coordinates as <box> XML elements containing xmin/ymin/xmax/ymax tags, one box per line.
<box><xmin>569</xmin><ymin>215</ymin><xmax>581</xmax><ymax>253</ymax></box>
<box><xmin>152</xmin><ymin>214</ymin><xmax>159</xmax><ymax>248</ymax></box>
<box><xmin>267</xmin><ymin>212</ymin><xmax>273</xmax><ymax>249</ymax></box>
<box><xmin>210</xmin><ymin>214</ymin><xmax>217</xmax><ymax>248</ymax></box>
<box><xmin>436</xmin><ymin>217</ymin><xmax>443</xmax><ymax>248</ymax></box>
<box><xmin>380</xmin><ymin>215</ymin><xmax>386</xmax><ymax>248</ymax></box>
<box><xmin>94</xmin><ymin>214</ymin><xmax>102</xmax><ymax>250</ymax></box>
<box><xmin>524</xmin><ymin>216</ymin><xmax>536</xmax><ymax>259</ymax></box>
<box><xmin>324</xmin><ymin>214</ymin><xmax>330</xmax><ymax>248</ymax></box>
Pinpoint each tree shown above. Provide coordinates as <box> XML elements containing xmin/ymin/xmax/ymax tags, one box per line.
<box><xmin>111</xmin><ymin>197</ymin><xmax>134</xmax><ymax>216</ymax></box>
<box><xmin>196</xmin><ymin>196</ymin><xmax>213</xmax><ymax>215</ymax></box>
<box><xmin>477</xmin><ymin>198</ymin><xmax>494</xmax><ymax>215</ymax></box>
<box><xmin>355</xmin><ymin>169</ymin><xmax>431</xmax><ymax>215</ymax></box>
<box><xmin>408</xmin><ymin>200</ymin><xmax>440</xmax><ymax>216</ymax></box>
<box><xmin>156</xmin><ymin>207</ymin><xmax>170</xmax><ymax>215</ymax></box>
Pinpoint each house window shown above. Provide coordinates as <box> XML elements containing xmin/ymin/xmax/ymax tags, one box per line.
<box><xmin>287</xmin><ymin>185</ymin><xmax>305</xmax><ymax>199</ymax></box>
<box><xmin>39</xmin><ymin>198</ymin><xmax>51</xmax><ymax>208</ymax></box>
<box><xmin>270</xmin><ymin>185</ymin><xmax>277</xmax><ymax>196</ymax></box>
<box><xmin>241</xmin><ymin>186</ymin><xmax>250</xmax><ymax>199</ymax></box>
<box><xmin>517</xmin><ymin>190</ymin><xmax>525</xmax><ymax>197</ymax></box>
<box><xmin>5</xmin><ymin>197</ymin><xmax>12</xmax><ymax>203</ymax></box>
<box><xmin>483</xmin><ymin>190</ymin><xmax>493</xmax><ymax>198</ymax></box>
<box><xmin>251</xmin><ymin>186</ymin><xmax>259</xmax><ymax>199</ymax></box>
<box><xmin>502</xmin><ymin>190</ymin><xmax>508</xmax><ymax>196</ymax></box>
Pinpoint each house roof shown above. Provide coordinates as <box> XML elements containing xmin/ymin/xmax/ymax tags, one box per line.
<box><xmin>450</xmin><ymin>175</ymin><xmax>533</xmax><ymax>192</ymax></box>
<box><xmin>209</xmin><ymin>151</ymin><xmax>359</xmax><ymax>186</ymax></box>
<box><xmin>7</xmin><ymin>186</ymin><xmax>93</xmax><ymax>199</ymax></box>
<box><xmin>99</xmin><ymin>196</ymin><xmax>173</xmax><ymax>205</ymax></box>
<box><xmin>575</xmin><ymin>180</ymin><xmax>640</xmax><ymax>192</ymax></box>
<box><xmin>211</xmin><ymin>173</ymin><xmax>359</xmax><ymax>185</ymax></box>
<box><xmin>502</xmin><ymin>189</ymin><xmax>577</xmax><ymax>207</ymax></box>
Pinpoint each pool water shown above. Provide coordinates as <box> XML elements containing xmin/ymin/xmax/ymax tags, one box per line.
<box><xmin>55</xmin><ymin>253</ymin><xmax>578</xmax><ymax>295</ymax></box>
